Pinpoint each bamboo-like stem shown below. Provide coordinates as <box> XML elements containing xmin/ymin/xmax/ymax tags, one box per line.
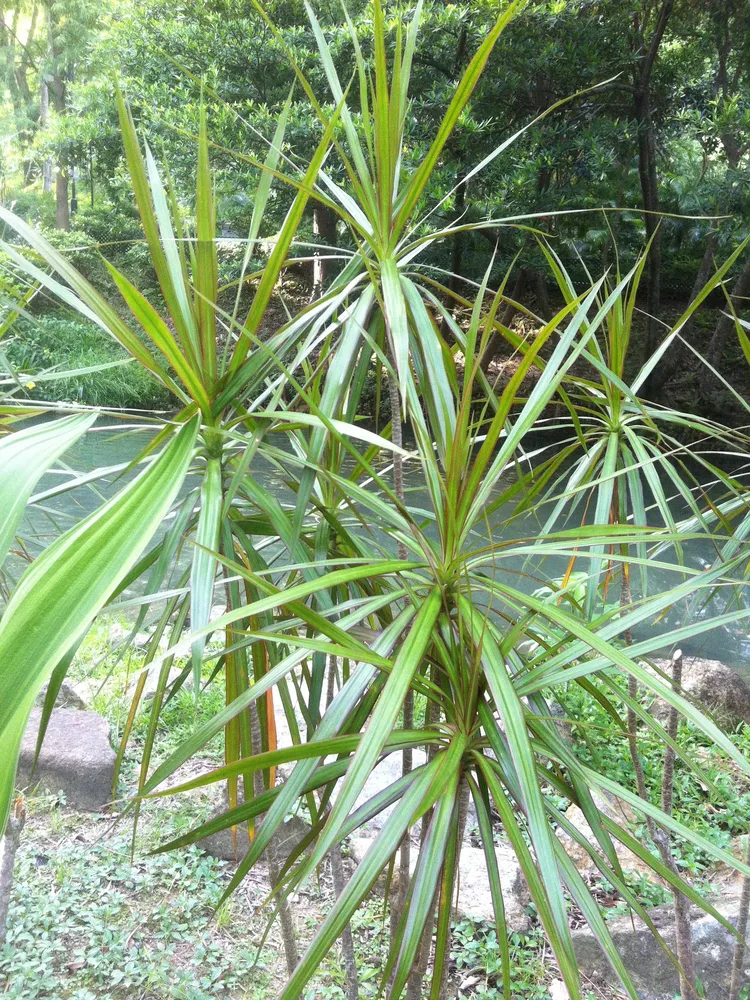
<box><xmin>250</xmin><ymin>701</ymin><xmax>299</xmax><ymax>974</ymax></box>
<box><xmin>729</xmin><ymin>837</ymin><xmax>750</xmax><ymax>1000</ymax></box>
<box><xmin>326</xmin><ymin>654</ymin><xmax>359</xmax><ymax>1000</ymax></box>
<box><xmin>654</xmin><ymin>650</ymin><xmax>696</xmax><ymax>1000</ymax></box>
<box><xmin>0</xmin><ymin>796</ymin><xmax>25</xmax><ymax>948</ymax></box>
<box><xmin>621</xmin><ymin>567</ymin><xmax>657</xmax><ymax>841</ymax></box>
<box><xmin>387</xmin><ymin>359</ymin><xmax>413</xmax><ymax>953</ymax></box>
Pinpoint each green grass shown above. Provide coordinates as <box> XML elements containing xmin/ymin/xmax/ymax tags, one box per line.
<box><xmin>6</xmin><ymin>314</ymin><xmax>172</xmax><ymax>410</ymax></box>
<box><xmin>0</xmin><ymin>794</ymin><xmax>274</xmax><ymax>1000</ymax></box>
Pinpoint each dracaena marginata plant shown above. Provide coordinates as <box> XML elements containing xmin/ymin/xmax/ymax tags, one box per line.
<box><xmin>0</xmin><ymin>63</ymin><xmax>377</xmax><ymax>831</ymax></box>
<box><xmin>1</xmin><ymin>7</ymin><xmax>750</xmax><ymax>1000</ymax></box>
<box><xmin>120</xmin><ymin>261</ymin><xmax>750</xmax><ymax>1000</ymax></box>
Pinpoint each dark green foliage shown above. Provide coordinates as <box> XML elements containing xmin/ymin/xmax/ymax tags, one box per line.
<box><xmin>6</xmin><ymin>316</ymin><xmax>171</xmax><ymax>409</ymax></box>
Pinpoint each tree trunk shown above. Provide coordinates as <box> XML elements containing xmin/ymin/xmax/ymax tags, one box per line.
<box><xmin>55</xmin><ymin>167</ymin><xmax>70</xmax><ymax>230</ymax></box>
<box><xmin>529</xmin><ymin>268</ymin><xmax>552</xmax><ymax>321</ymax></box>
<box><xmin>311</xmin><ymin>203</ymin><xmax>337</xmax><ymax>300</ymax></box>
<box><xmin>46</xmin><ymin>4</ymin><xmax>69</xmax><ymax>229</ymax></box>
<box><xmin>40</xmin><ymin>80</ymin><xmax>53</xmax><ymax>193</ymax></box>
<box><xmin>700</xmin><ymin>252</ymin><xmax>750</xmax><ymax>399</ymax></box>
<box><xmin>654</xmin><ymin>652</ymin><xmax>697</xmax><ymax>1000</ymax></box>
<box><xmin>630</xmin><ymin>0</ymin><xmax>674</xmax><ymax>369</ymax></box>
<box><xmin>634</xmin><ymin>88</ymin><xmax>662</xmax><ymax>361</ymax></box>
<box><xmin>386</xmin><ymin>356</ymin><xmax>412</xmax><ymax>957</ymax></box>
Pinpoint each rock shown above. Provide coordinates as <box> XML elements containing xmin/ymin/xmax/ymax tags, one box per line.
<box><xmin>35</xmin><ymin>679</ymin><xmax>88</xmax><ymax>711</ymax></box>
<box><xmin>457</xmin><ymin>842</ymin><xmax>531</xmax><ymax>931</ymax></box>
<box><xmin>16</xmin><ymin>708</ymin><xmax>116</xmax><ymax>811</ymax></box>
<box><xmin>648</xmin><ymin>656</ymin><xmax>750</xmax><ymax>729</ymax></box>
<box><xmin>348</xmin><ymin>836</ymin><xmax>530</xmax><ymax>932</ymax></box>
<box><xmin>556</xmin><ymin>790</ymin><xmax>655</xmax><ymax>877</ymax></box>
<box><xmin>330</xmin><ymin>749</ymin><xmax>428</xmax><ymax>835</ymax></box>
<box><xmin>572</xmin><ymin>888</ymin><xmax>749</xmax><ymax>999</ymax></box>
<box><xmin>199</xmin><ymin>789</ymin><xmax>310</xmax><ymax>864</ymax></box>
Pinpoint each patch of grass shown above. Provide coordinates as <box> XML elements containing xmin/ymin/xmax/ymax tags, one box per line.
<box><xmin>0</xmin><ymin>797</ymin><xmax>273</xmax><ymax>1000</ymax></box>
<box><xmin>6</xmin><ymin>314</ymin><xmax>172</xmax><ymax>410</ymax></box>
<box><xmin>68</xmin><ymin>614</ymin><xmax>227</xmax><ymax>770</ymax></box>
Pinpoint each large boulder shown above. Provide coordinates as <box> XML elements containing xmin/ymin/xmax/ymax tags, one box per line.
<box><xmin>454</xmin><ymin>842</ymin><xmax>531</xmax><ymax>931</ymax></box>
<box><xmin>555</xmin><ymin>790</ymin><xmax>655</xmax><ymax>877</ymax></box>
<box><xmin>648</xmin><ymin>656</ymin><xmax>750</xmax><ymax>729</ymax></box>
<box><xmin>16</xmin><ymin>708</ymin><xmax>116</xmax><ymax>811</ymax></box>
<box><xmin>35</xmin><ymin>679</ymin><xmax>89</xmax><ymax>711</ymax></box>
<box><xmin>571</xmin><ymin>888</ymin><xmax>749</xmax><ymax>999</ymax></box>
<box><xmin>199</xmin><ymin>788</ymin><xmax>310</xmax><ymax>865</ymax></box>
<box><xmin>330</xmin><ymin>749</ymin><xmax>428</xmax><ymax>835</ymax></box>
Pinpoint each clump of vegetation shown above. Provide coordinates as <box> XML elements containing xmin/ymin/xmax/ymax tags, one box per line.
<box><xmin>0</xmin><ymin>2</ymin><xmax>750</xmax><ymax>1000</ymax></box>
<box><xmin>6</xmin><ymin>316</ymin><xmax>171</xmax><ymax>410</ymax></box>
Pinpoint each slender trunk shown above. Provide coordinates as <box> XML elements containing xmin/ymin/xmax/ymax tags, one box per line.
<box><xmin>250</xmin><ymin>703</ymin><xmax>298</xmax><ymax>974</ymax></box>
<box><xmin>330</xmin><ymin>843</ymin><xmax>359</xmax><ymax>1000</ymax></box>
<box><xmin>55</xmin><ymin>168</ymin><xmax>70</xmax><ymax>231</ymax></box>
<box><xmin>529</xmin><ymin>268</ymin><xmax>552</xmax><ymax>322</ymax></box>
<box><xmin>39</xmin><ymin>81</ymin><xmax>53</xmax><ymax>193</ymax></box>
<box><xmin>0</xmin><ymin>797</ymin><xmax>26</xmax><ymax>948</ymax></box>
<box><xmin>406</xmin><ymin>696</ymin><xmax>442</xmax><ymax>1000</ymax></box>
<box><xmin>387</xmin><ymin>359</ymin><xmax>412</xmax><ymax>951</ymax></box>
<box><xmin>437</xmin><ymin>781</ymin><xmax>471</xmax><ymax>1000</ymax></box>
<box><xmin>631</xmin><ymin>0</ymin><xmax>673</xmax><ymax>369</ymax></box>
<box><xmin>634</xmin><ymin>88</ymin><xmax>662</xmax><ymax>362</ymax></box>
<box><xmin>325</xmin><ymin>655</ymin><xmax>359</xmax><ymax>1000</ymax></box>
<box><xmin>46</xmin><ymin>4</ymin><xmax>70</xmax><ymax>230</ymax></box>
<box><xmin>654</xmin><ymin>651</ymin><xmax>697</xmax><ymax>1000</ymax></box>
<box><xmin>700</xmin><ymin>253</ymin><xmax>750</xmax><ymax>399</ymax></box>
<box><xmin>311</xmin><ymin>203</ymin><xmax>337</xmax><ymax>301</ymax></box>
<box><xmin>729</xmin><ymin>838</ymin><xmax>750</xmax><ymax>1000</ymax></box>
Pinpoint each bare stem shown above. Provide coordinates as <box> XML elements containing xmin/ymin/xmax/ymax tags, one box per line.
<box><xmin>331</xmin><ymin>840</ymin><xmax>360</xmax><ymax>1000</ymax></box>
<box><xmin>0</xmin><ymin>796</ymin><xmax>26</xmax><ymax>948</ymax></box>
<box><xmin>729</xmin><ymin>837</ymin><xmax>750</xmax><ymax>1000</ymax></box>
<box><xmin>250</xmin><ymin>701</ymin><xmax>299</xmax><ymax>974</ymax></box>
<box><xmin>388</xmin><ymin>359</ymin><xmax>413</xmax><ymax>953</ymax></box>
<box><xmin>437</xmin><ymin>781</ymin><xmax>471</xmax><ymax>1000</ymax></box>
<box><xmin>654</xmin><ymin>650</ymin><xmax>696</xmax><ymax>1000</ymax></box>
<box><xmin>406</xmin><ymin>689</ymin><xmax>443</xmax><ymax>999</ymax></box>
<box><xmin>325</xmin><ymin>655</ymin><xmax>359</xmax><ymax>1000</ymax></box>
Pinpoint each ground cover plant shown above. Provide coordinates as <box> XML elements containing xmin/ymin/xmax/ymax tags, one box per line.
<box><xmin>1</xmin><ymin>2</ymin><xmax>750</xmax><ymax>999</ymax></box>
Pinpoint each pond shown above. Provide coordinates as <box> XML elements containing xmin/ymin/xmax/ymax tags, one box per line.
<box><xmin>15</xmin><ymin>416</ymin><xmax>750</xmax><ymax>676</ymax></box>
